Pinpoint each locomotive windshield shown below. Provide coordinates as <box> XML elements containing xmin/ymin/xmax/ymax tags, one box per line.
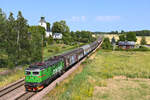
<box><xmin>33</xmin><ymin>71</ymin><xmax>39</xmax><ymax>75</ymax></box>
<box><xmin>26</xmin><ymin>71</ymin><xmax>31</xmax><ymax>75</ymax></box>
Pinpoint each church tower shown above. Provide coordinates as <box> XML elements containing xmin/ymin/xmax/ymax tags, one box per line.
<box><xmin>39</xmin><ymin>17</ymin><xmax>47</xmax><ymax>29</ymax></box>
<box><xmin>39</xmin><ymin>17</ymin><xmax>52</xmax><ymax>37</ymax></box>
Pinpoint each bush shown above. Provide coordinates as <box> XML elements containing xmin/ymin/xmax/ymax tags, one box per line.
<box><xmin>54</xmin><ymin>47</ymin><xmax>60</xmax><ymax>53</ymax></box>
<box><xmin>48</xmin><ymin>49</ymin><xmax>54</xmax><ymax>52</ymax></box>
<box><xmin>115</xmin><ymin>46</ymin><xmax>150</xmax><ymax>51</ymax></box>
<box><xmin>133</xmin><ymin>46</ymin><xmax>150</xmax><ymax>51</ymax></box>
<box><xmin>102</xmin><ymin>38</ymin><xmax>112</xmax><ymax>49</ymax></box>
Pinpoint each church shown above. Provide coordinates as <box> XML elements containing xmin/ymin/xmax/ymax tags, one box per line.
<box><xmin>39</xmin><ymin>17</ymin><xmax>52</xmax><ymax>37</ymax></box>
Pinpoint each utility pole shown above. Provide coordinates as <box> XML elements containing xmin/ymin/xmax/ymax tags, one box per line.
<box><xmin>42</xmin><ymin>34</ymin><xmax>44</xmax><ymax>63</ymax></box>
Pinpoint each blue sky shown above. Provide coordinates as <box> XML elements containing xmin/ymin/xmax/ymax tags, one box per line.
<box><xmin>1</xmin><ymin>0</ymin><xmax>150</xmax><ymax>32</ymax></box>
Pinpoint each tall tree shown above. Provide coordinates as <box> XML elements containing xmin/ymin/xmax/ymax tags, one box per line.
<box><xmin>0</xmin><ymin>8</ymin><xmax>7</xmax><ymax>67</ymax></box>
<box><xmin>7</xmin><ymin>12</ymin><xmax>17</xmax><ymax>68</ymax></box>
<box><xmin>52</xmin><ymin>20</ymin><xmax>70</xmax><ymax>33</ymax></box>
<box><xmin>46</xmin><ymin>22</ymin><xmax>50</xmax><ymax>31</ymax></box>
<box><xmin>16</xmin><ymin>11</ymin><xmax>29</xmax><ymax>64</ymax></box>
<box><xmin>140</xmin><ymin>36</ymin><xmax>147</xmax><ymax>45</ymax></box>
<box><xmin>28</xmin><ymin>26</ymin><xmax>45</xmax><ymax>62</ymax></box>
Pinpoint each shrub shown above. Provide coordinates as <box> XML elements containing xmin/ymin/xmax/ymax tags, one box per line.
<box><xmin>101</xmin><ymin>38</ymin><xmax>112</xmax><ymax>49</ymax></box>
<box><xmin>48</xmin><ymin>49</ymin><xmax>54</xmax><ymax>52</ymax></box>
<box><xmin>54</xmin><ymin>47</ymin><xmax>60</xmax><ymax>53</ymax></box>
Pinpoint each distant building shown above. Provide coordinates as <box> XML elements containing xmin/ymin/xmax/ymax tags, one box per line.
<box><xmin>53</xmin><ymin>33</ymin><xmax>62</xmax><ymax>39</ymax></box>
<box><xmin>118</xmin><ymin>41</ymin><xmax>135</xmax><ymax>49</ymax></box>
<box><xmin>39</xmin><ymin>17</ymin><xmax>52</xmax><ymax>37</ymax></box>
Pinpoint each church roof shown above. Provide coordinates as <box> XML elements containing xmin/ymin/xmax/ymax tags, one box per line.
<box><xmin>39</xmin><ymin>17</ymin><xmax>46</xmax><ymax>23</ymax></box>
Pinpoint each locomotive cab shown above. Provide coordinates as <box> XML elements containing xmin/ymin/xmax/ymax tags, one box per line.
<box><xmin>25</xmin><ymin>64</ymin><xmax>44</xmax><ymax>91</ymax></box>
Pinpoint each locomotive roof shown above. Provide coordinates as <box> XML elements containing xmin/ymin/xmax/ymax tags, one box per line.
<box><xmin>26</xmin><ymin>57</ymin><xmax>63</xmax><ymax>70</ymax></box>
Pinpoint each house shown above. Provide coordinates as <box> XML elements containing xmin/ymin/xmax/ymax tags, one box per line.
<box><xmin>39</xmin><ymin>17</ymin><xmax>52</xmax><ymax>37</ymax></box>
<box><xmin>53</xmin><ymin>33</ymin><xmax>62</xmax><ymax>39</ymax></box>
<box><xmin>118</xmin><ymin>41</ymin><xmax>135</xmax><ymax>49</ymax></box>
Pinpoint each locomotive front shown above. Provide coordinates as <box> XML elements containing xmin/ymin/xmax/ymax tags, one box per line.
<box><xmin>25</xmin><ymin>64</ymin><xmax>44</xmax><ymax>91</ymax></box>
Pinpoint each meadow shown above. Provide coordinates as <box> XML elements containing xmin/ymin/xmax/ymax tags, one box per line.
<box><xmin>43</xmin><ymin>43</ymin><xmax>84</xmax><ymax>60</ymax></box>
<box><xmin>104</xmin><ymin>34</ymin><xmax>150</xmax><ymax>44</ymax></box>
<box><xmin>44</xmin><ymin>50</ymin><xmax>150</xmax><ymax>100</ymax></box>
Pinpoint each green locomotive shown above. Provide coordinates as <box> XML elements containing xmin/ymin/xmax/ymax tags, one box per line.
<box><xmin>25</xmin><ymin>57</ymin><xmax>65</xmax><ymax>91</ymax></box>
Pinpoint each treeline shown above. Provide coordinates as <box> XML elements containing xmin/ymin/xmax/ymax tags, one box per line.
<box><xmin>48</xmin><ymin>20</ymin><xmax>95</xmax><ymax>45</ymax></box>
<box><xmin>0</xmin><ymin>9</ymin><xmax>46</xmax><ymax>68</ymax></box>
<box><xmin>95</xmin><ymin>30</ymin><xmax>150</xmax><ymax>36</ymax></box>
<box><xmin>0</xmin><ymin>8</ymin><xmax>95</xmax><ymax>68</ymax></box>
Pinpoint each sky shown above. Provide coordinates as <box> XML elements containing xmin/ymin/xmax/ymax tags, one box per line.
<box><xmin>1</xmin><ymin>0</ymin><xmax>150</xmax><ymax>32</ymax></box>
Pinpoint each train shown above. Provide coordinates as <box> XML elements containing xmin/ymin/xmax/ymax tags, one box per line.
<box><xmin>24</xmin><ymin>37</ymin><xmax>102</xmax><ymax>92</ymax></box>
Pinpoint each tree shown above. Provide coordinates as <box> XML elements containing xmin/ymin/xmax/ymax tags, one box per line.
<box><xmin>28</xmin><ymin>26</ymin><xmax>45</xmax><ymax>62</ymax></box>
<box><xmin>52</xmin><ymin>20</ymin><xmax>71</xmax><ymax>44</ymax></box>
<box><xmin>52</xmin><ymin>20</ymin><xmax>70</xmax><ymax>33</ymax></box>
<box><xmin>0</xmin><ymin>8</ymin><xmax>7</xmax><ymax>67</ymax></box>
<box><xmin>111</xmin><ymin>36</ymin><xmax>116</xmax><ymax>44</ymax></box>
<box><xmin>102</xmin><ymin>37</ymin><xmax>112</xmax><ymax>49</ymax></box>
<box><xmin>7</xmin><ymin>12</ymin><xmax>17</xmax><ymax>68</ymax></box>
<box><xmin>126</xmin><ymin>32</ymin><xmax>137</xmax><ymax>42</ymax></box>
<box><xmin>119</xmin><ymin>34</ymin><xmax>126</xmax><ymax>41</ymax></box>
<box><xmin>46</xmin><ymin>22</ymin><xmax>50</xmax><ymax>31</ymax></box>
<box><xmin>16</xmin><ymin>11</ymin><xmax>30</xmax><ymax>64</ymax></box>
<box><xmin>140</xmin><ymin>36</ymin><xmax>147</xmax><ymax>45</ymax></box>
<box><xmin>47</xmin><ymin>36</ymin><xmax>54</xmax><ymax>45</ymax></box>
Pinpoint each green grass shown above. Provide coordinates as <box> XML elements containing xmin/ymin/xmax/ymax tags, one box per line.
<box><xmin>0</xmin><ymin>68</ymin><xmax>8</xmax><ymax>73</ymax></box>
<box><xmin>44</xmin><ymin>50</ymin><xmax>150</xmax><ymax>100</ymax></box>
<box><xmin>44</xmin><ymin>43</ymin><xmax>82</xmax><ymax>60</ymax></box>
<box><xmin>0</xmin><ymin>65</ymin><xmax>28</xmax><ymax>88</ymax></box>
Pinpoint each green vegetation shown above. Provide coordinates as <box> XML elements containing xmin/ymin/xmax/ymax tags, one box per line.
<box><xmin>0</xmin><ymin>8</ymin><xmax>95</xmax><ymax>69</ymax></box>
<box><xmin>95</xmin><ymin>30</ymin><xmax>150</xmax><ymax>36</ymax></box>
<box><xmin>0</xmin><ymin>9</ymin><xmax>46</xmax><ymax>68</ymax></box>
<box><xmin>44</xmin><ymin>50</ymin><xmax>150</xmax><ymax>100</ymax></box>
<box><xmin>118</xmin><ymin>32</ymin><xmax>137</xmax><ymax>42</ymax></box>
<box><xmin>101</xmin><ymin>37</ymin><xmax>112</xmax><ymax>49</ymax></box>
<box><xmin>140</xmin><ymin>36</ymin><xmax>147</xmax><ymax>45</ymax></box>
<box><xmin>0</xmin><ymin>65</ymin><xmax>28</xmax><ymax>88</ymax></box>
<box><xmin>43</xmin><ymin>43</ymin><xmax>84</xmax><ymax>60</ymax></box>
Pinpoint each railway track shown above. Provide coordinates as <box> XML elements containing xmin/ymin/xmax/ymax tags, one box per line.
<box><xmin>15</xmin><ymin>92</ymin><xmax>36</xmax><ymax>100</ymax></box>
<box><xmin>0</xmin><ymin>79</ymin><xmax>36</xmax><ymax>100</ymax></box>
<box><xmin>0</xmin><ymin>79</ymin><xmax>24</xmax><ymax>97</ymax></box>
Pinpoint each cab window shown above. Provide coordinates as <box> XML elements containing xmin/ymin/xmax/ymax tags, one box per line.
<box><xmin>26</xmin><ymin>71</ymin><xmax>31</xmax><ymax>75</ymax></box>
<box><xmin>33</xmin><ymin>72</ymin><xmax>39</xmax><ymax>75</ymax></box>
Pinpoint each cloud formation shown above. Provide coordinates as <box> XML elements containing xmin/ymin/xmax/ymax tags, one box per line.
<box><xmin>96</xmin><ymin>16</ymin><xmax>120</xmax><ymax>21</ymax></box>
<box><xmin>70</xmin><ymin>16</ymin><xmax>86</xmax><ymax>22</ymax></box>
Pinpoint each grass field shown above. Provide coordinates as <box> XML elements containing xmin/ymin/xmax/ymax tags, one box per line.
<box><xmin>44</xmin><ymin>43</ymin><xmax>83</xmax><ymax>60</ymax></box>
<box><xmin>104</xmin><ymin>34</ymin><xmax>150</xmax><ymax>44</ymax></box>
<box><xmin>44</xmin><ymin>50</ymin><xmax>150</xmax><ymax>100</ymax></box>
<box><xmin>0</xmin><ymin>66</ymin><xmax>27</xmax><ymax>88</ymax></box>
<box><xmin>0</xmin><ymin>44</ymin><xmax>80</xmax><ymax>88</ymax></box>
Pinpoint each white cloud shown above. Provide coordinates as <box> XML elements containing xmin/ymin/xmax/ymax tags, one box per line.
<box><xmin>70</xmin><ymin>16</ymin><xmax>86</xmax><ymax>22</ymax></box>
<box><xmin>96</xmin><ymin>16</ymin><xmax>120</xmax><ymax>21</ymax></box>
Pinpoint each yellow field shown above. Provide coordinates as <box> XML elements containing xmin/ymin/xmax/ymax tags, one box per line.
<box><xmin>104</xmin><ymin>34</ymin><xmax>150</xmax><ymax>44</ymax></box>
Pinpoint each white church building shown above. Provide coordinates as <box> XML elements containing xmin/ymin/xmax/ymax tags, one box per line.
<box><xmin>39</xmin><ymin>17</ymin><xmax>52</xmax><ymax>37</ymax></box>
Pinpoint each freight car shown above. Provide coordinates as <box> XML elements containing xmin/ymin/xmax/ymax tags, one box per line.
<box><xmin>25</xmin><ymin>37</ymin><xmax>102</xmax><ymax>91</ymax></box>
